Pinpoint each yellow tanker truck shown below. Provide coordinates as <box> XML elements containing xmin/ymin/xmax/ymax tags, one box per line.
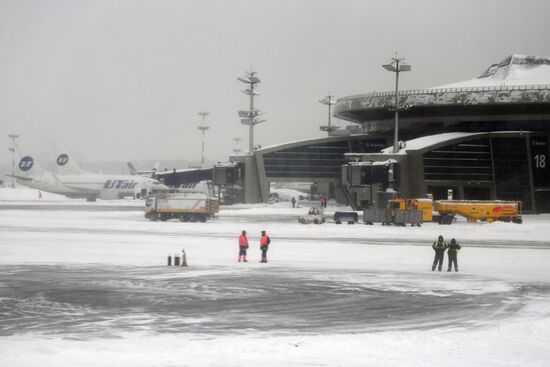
<box><xmin>433</xmin><ymin>200</ymin><xmax>522</xmax><ymax>224</ymax></box>
<box><xmin>388</xmin><ymin>198</ymin><xmax>522</xmax><ymax>225</ymax></box>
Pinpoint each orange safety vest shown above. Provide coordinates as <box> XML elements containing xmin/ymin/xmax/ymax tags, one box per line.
<box><xmin>239</xmin><ymin>235</ymin><xmax>248</xmax><ymax>247</ymax></box>
<box><xmin>260</xmin><ymin>235</ymin><xmax>269</xmax><ymax>246</ymax></box>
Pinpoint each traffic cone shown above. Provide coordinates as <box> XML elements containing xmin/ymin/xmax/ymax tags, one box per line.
<box><xmin>181</xmin><ymin>249</ymin><xmax>188</xmax><ymax>267</ymax></box>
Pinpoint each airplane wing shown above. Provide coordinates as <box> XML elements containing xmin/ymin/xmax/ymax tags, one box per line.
<box><xmin>5</xmin><ymin>174</ymin><xmax>34</xmax><ymax>182</ymax></box>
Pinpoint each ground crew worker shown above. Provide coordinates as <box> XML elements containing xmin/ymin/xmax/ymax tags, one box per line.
<box><xmin>447</xmin><ymin>238</ymin><xmax>462</xmax><ymax>272</ymax></box>
<box><xmin>432</xmin><ymin>235</ymin><xmax>447</xmax><ymax>271</ymax></box>
<box><xmin>260</xmin><ymin>230</ymin><xmax>271</xmax><ymax>263</ymax></box>
<box><xmin>238</xmin><ymin>230</ymin><xmax>249</xmax><ymax>262</ymax></box>
<box><xmin>291</xmin><ymin>197</ymin><xmax>296</xmax><ymax>208</ymax></box>
<box><xmin>320</xmin><ymin>195</ymin><xmax>327</xmax><ymax>208</ymax></box>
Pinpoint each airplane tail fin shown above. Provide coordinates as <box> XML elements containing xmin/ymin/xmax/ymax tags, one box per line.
<box><xmin>52</xmin><ymin>144</ymin><xmax>91</xmax><ymax>175</ymax></box>
<box><xmin>127</xmin><ymin>162</ymin><xmax>137</xmax><ymax>175</ymax></box>
<box><xmin>127</xmin><ymin>161</ymin><xmax>159</xmax><ymax>177</ymax></box>
<box><xmin>12</xmin><ymin>145</ymin><xmax>51</xmax><ymax>179</ymax></box>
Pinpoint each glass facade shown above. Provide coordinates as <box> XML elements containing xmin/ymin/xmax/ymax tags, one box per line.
<box><xmin>423</xmin><ymin>139</ymin><xmax>493</xmax><ymax>182</ymax></box>
<box><xmin>263</xmin><ymin>137</ymin><xmax>385</xmax><ymax>179</ymax></box>
<box><xmin>423</xmin><ymin>135</ymin><xmax>549</xmax><ymax>212</ymax></box>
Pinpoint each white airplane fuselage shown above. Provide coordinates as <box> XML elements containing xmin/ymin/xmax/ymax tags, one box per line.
<box><xmin>12</xmin><ymin>152</ymin><xmax>168</xmax><ymax>200</ymax></box>
<box><xmin>18</xmin><ymin>173</ymin><xmax>164</xmax><ymax>200</ymax></box>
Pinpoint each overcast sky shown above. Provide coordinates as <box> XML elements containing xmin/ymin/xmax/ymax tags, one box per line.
<box><xmin>1</xmin><ymin>0</ymin><xmax>550</xmax><ymax>167</ymax></box>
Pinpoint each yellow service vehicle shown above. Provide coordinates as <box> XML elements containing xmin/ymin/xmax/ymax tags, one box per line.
<box><xmin>434</xmin><ymin>200</ymin><xmax>522</xmax><ymax>224</ymax></box>
<box><xmin>388</xmin><ymin>198</ymin><xmax>522</xmax><ymax>224</ymax></box>
<box><xmin>388</xmin><ymin>198</ymin><xmax>433</xmax><ymax>222</ymax></box>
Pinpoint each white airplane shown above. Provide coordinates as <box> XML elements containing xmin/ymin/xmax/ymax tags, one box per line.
<box><xmin>9</xmin><ymin>149</ymin><xmax>168</xmax><ymax>201</ymax></box>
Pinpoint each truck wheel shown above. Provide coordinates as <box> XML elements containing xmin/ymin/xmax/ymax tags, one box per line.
<box><xmin>512</xmin><ymin>217</ymin><xmax>523</xmax><ymax>224</ymax></box>
<box><xmin>189</xmin><ymin>215</ymin><xmax>197</xmax><ymax>223</ymax></box>
<box><xmin>348</xmin><ymin>221</ymin><xmax>354</xmax><ymax>225</ymax></box>
<box><xmin>438</xmin><ymin>215</ymin><xmax>453</xmax><ymax>225</ymax></box>
<box><xmin>313</xmin><ymin>219</ymin><xmax>319</xmax><ymax>224</ymax></box>
<box><xmin>151</xmin><ymin>213</ymin><xmax>160</xmax><ymax>221</ymax></box>
<box><xmin>299</xmin><ymin>218</ymin><xmax>306</xmax><ymax>224</ymax></box>
<box><xmin>200</xmin><ymin>215</ymin><xmax>207</xmax><ymax>223</ymax></box>
<box><xmin>335</xmin><ymin>220</ymin><xmax>341</xmax><ymax>224</ymax></box>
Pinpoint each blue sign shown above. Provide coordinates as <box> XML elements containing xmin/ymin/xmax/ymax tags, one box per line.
<box><xmin>19</xmin><ymin>156</ymin><xmax>34</xmax><ymax>171</ymax></box>
<box><xmin>57</xmin><ymin>153</ymin><xmax>69</xmax><ymax>166</ymax></box>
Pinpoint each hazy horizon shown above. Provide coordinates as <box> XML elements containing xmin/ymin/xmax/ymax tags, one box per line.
<box><xmin>2</xmin><ymin>0</ymin><xmax>550</xmax><ymax>168</ymax></box>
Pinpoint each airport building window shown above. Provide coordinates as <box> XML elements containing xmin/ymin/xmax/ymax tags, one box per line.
<box><xmin>263</xmin><ymin>137</ymin><xmax>385</xmax><ymax>179</ymax></box>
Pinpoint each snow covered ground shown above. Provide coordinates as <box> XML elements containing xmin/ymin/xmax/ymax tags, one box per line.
<box><xmin>1</xmin><ymin>190</ymin><xmax>550</xmax><ymax>366</ymax></box>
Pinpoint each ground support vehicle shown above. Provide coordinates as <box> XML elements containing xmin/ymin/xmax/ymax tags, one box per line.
<box><xmin>299</xmin><ymin>207</ymin><xmax>325</xmax><ymax>224</ymax></box>
<box><xmin>334</xmin><ymin>211</ymin><xmax>359</xmax><ymax>224</ymax></box>
<box><xmin>434</xmin><ymin>200</ymin><xmax>522</xmax><ymax>224</ymax></box>
<box><xmin>145</xmin><ymin>193</ymin><xmax>219</xmax><ymax>222</ymax></box>
<box><xmin>363</xmin><ymin>207</ymin><xmax>422</xmax><ymax>226</ymax></box>
<box><xmin>363</xmin><ymin>208</ymin><xmax>392</xmax><ymax>225</ymax></box>
<box><xmin>389</xmin><ymin>199</ymin><xmax>433</xmax><ymax>222</ymax></box>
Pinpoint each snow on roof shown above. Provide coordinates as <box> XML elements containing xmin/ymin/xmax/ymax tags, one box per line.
<box><xmin>433</xmin><ymin>55</ymin><xmax>550</xmax><ymax>88</ymax></box>
<box><xmin>256</xmin><ymin>135</ymin><xmax>364</xmax><ymax>152</ymax></box>
<box><xmin>381</xmin><ymin>132</ymin><xmax>486</xmax><ymax>153</ymax></box>
<box><xmin>347</xmin><ymin>158</ymin><xmax>398</xmax><ymax>166</ymax></box>
<box><xmin>156</xmin><ymin>167</ymin><xmax>209</xmax><ymax>175</ymax></box>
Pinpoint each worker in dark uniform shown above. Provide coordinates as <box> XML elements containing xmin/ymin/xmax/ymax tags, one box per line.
<box><xmin>432</xmin><ymin>235</ymin><xmax>447</xmax><ymax>271</ymax></box>
<box><xmin>291</xmin><ymin>197</ymin><xmax>296</xmax><ymax>208</ymax></box>
<box><xmin>447</xmin><ymin>238</ymin><xmax>462</xmax><ymax>272</ymax></box>
<box><xmin>260</xmin><ymin>230</ymin><xmax>270</xmax><ymax>263</ymax></box>
<box><xmin>238</xmin><ymin>230</ymin><xmax>249</xmax><ymax>262</ymax></box>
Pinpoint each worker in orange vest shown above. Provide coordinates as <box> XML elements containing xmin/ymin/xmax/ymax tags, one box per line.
<box><xmin>260</xmin><ymin>230</ymin><xmax>271</xmax><ymax>263</ymax></box>
<box><xmin>238</xmin><ymin>230</ymin><xmax>249</xmax><ymax>262</ymax></box>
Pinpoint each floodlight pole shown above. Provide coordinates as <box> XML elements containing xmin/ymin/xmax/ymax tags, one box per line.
<box><xmin>8</xmin><ymin>134</ymin><xmax>19</xmax><ymax>188</ymax></box>
<box><xmin>197</xmin><ymin>112</ymin><xmax>210</xmax><ymax>168</ymax></box>
<box><xmin>383</xmin><ymin>56</ymin><xmax>411</xmax><ymax>153</ymax></box>
<box><xmin>248</xmin><ymin>82</ymin><xmax>255</xmax><ymax>153</ymax></box>
<box><xmin>392</xmin><ymin>59</ymin><xmax>401</xmax><ymax>154</ymax></box>
<box><xmin>319</xmin><ymin>95</ymin><xmax>337</xmax><ymax>134</ymax></box>
<box><xmin>238</xmin><ymin>71</ymin><xmax>265</xmax><ymax>153</ymax></box>
<box><xmin>382</xmin><ymin>55</ymin><xmax>411</xmax><ymax>191</ymax></box>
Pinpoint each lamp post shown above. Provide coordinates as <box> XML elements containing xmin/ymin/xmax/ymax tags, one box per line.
<box><xmin>8</xmin><ymin>134</ymin><xmax>19</xmax><ymax>188</ymax></box>
<box><xmin>238</xmin><ymin>71</ymin><xmax>265</xmax><ymax>153</ymax></box>
<box><xmin>233</xmin><ymin>137</ymin><xmax>242</xmax><ymax>155</ymax></box>
<box><xmin>319</xmin><ymin>94</ymin><xmax>337</xmax><ymax>134</ymax></box>
<box><xmin>197</xmin><ymin>112</ymin><xmax>210</xmax><ymax>168</ymax></box>
<box><xmin>382</xmin><ymin>55</ymin><xmax>411</xmax><ymax>153</ymax></box>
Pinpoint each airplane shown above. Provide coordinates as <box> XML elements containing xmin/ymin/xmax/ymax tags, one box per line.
<box><xmin>127</xmin><ymin>161</ymin><xmax>159</xmax><ymax>177</ymax></box>
<box><xmin>8</xmin><ymin>149</ymin><xmax>168</xmax><ymax>201</ymax></box>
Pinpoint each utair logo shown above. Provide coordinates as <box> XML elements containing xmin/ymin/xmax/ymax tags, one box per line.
<box><xmin>56</xmin><ymin>154</ymin><xmax>69</xmax><ymax>166</ymax></box>
<box><xmin>103</xmin><ymin>180</ymin><xmax>138</xmax><ymax>189</ymax></box>
<box><xmin>19</xmin><ymin>156</ymin><xmax>34</xmax><ymax>171</ymax></box>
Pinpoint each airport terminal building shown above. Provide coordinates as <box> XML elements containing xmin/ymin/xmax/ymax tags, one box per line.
<box><xmin>231</xmin><ymin>55</ymin><xmax>550</xmax><ymax>212</ymax></box>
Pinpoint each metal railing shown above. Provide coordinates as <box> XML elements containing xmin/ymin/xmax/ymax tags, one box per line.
<box><xmin>337</xmin><ymin>84</ymin><xmax>550</xmax><ymax>103</ymax></box>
